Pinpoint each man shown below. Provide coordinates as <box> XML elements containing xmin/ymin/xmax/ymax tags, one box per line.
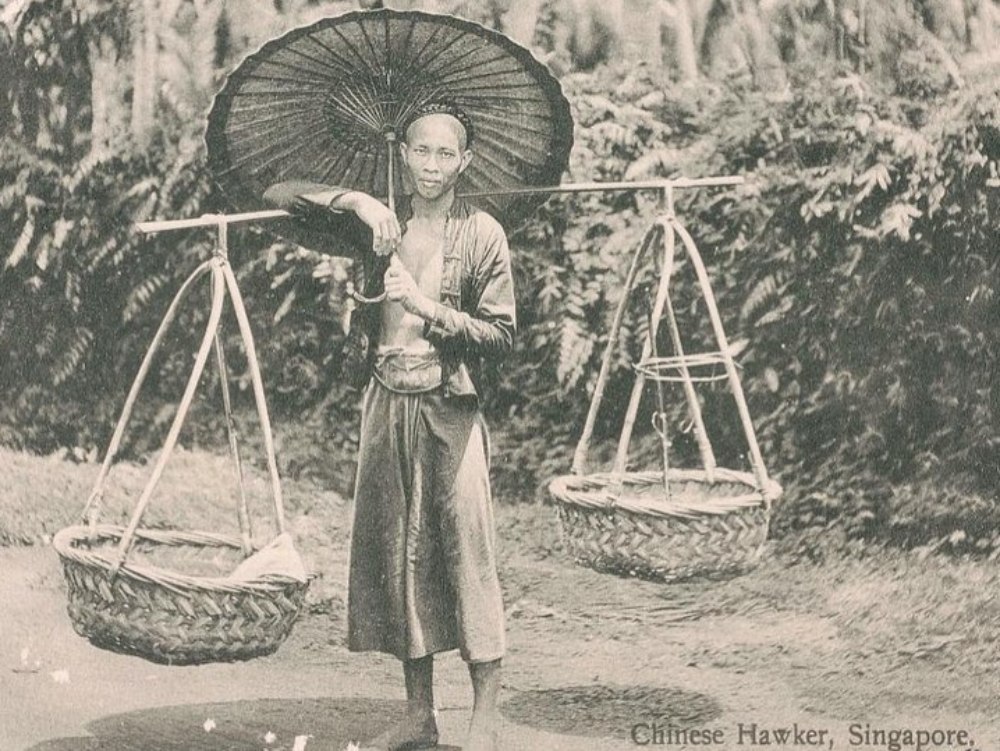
<box><xmin>263</xmin><ymin>102</ymin><xmax>514</xmax><ymax>751</ymax></box>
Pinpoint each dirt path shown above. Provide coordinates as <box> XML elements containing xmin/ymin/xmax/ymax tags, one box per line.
<box><xmin>2</xmin><ymin>529</ymin><xmax>997</xmax><ymax>750</ymax></box>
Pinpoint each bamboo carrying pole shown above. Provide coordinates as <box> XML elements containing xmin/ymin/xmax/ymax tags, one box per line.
<box><xmin>127</xmin><ymin>175</ymin><xmax>767</xmax><ymax>520</ymax></box>
<box><xmin>134</xmin><ymin>177</ymin><xmax>745</xmax><ymax>234</ymax></box>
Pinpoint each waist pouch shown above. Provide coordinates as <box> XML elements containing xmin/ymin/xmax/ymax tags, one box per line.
<box><xmin>373</xmin><ymin>350</ymin><xmax>443</xmax><ymax>394</ymax></box>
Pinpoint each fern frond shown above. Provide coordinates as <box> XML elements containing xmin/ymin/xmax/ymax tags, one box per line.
<box><xmin>52</xmin><ymin>326</ymin><xmax>94</xmax><ymax>386</ymax></box>
<box><xmin>6</xmin><ymin>215</ymin><xmax>35</xmax><ymax>268</ymax></box>
<box><xmin>274</xmin><ymin>287</ymin><xmax>297</xmax><ymax>324</ymax></box>
<box><xmin>64</xmin><ymin>271</ymin><xmax>81</xmax><ymax>313</ymax></box>
<box><xmin>740</xmin><ymin>273</ymin><xmax>779</xmax><ymax>324</ymax></box>
<box><xmin>557</xmin><ymin>315</ymin><xmax>594</xmax><ymax>391</ymax></box>
<box><xmin>123</xmin><ymin>272</ymin><xmax>169</xmax><ymax>322</ymax></box>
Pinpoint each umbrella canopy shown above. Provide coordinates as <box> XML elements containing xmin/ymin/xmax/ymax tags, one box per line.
<box><xmin>205</xmin><ymin>8</ymin><xmax>574</xmax><ymax>238</ymax></box>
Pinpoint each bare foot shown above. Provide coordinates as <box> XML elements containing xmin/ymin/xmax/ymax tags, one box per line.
<box><xmin>464</xmin><ymin>711</ymin><xmax>500</xmax><ymax>751</ymax></box>
<box><xmin>356</xmin><ymin>709</ymin><xmax>439</xmax><ymax>750</ymax></box>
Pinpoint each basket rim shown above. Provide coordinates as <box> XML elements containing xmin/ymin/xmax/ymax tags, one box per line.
<box><xmin>547</xmin><ymin>467</ymin><xmax>781</xmax><ymax>518</ymax></box>
<box><xmin>53</xmin><ymin>524</ymin><xmax>307</xmax><ymax>595</ymax></box>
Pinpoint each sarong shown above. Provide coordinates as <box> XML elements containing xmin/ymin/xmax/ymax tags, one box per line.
<box><xmin>347</xmin><ymin>379</ymin><xmax>506</xmax><ymax>663</ymax></box>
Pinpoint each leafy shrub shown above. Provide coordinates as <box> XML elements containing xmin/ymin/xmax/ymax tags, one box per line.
<box><xmin>486</xmin><ymin>63</ymin><xmax>1000</xmax><ymax>558</ymax></box>
<box><xmin>3</xmin><ymin>14</ymin><xmax>999</xmax><ymax>560</ymax></box>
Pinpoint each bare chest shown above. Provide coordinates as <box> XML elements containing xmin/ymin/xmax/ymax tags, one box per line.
<box><xmin>397</xmin><ymin>222</ymin><xmax>445</xmax><ymax>302</ymax></box>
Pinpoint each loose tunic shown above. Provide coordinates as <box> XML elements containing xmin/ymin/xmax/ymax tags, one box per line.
<box><xmin>263</xmin><ymin>182</ymin><xmax>516</xmax><ymax>661</ymax></box>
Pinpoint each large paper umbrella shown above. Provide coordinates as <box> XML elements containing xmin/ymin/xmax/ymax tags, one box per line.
<box><xmin>205</xmin><ymin>8</ymin><xmax>574</xmax><ymax>238</ymax></box>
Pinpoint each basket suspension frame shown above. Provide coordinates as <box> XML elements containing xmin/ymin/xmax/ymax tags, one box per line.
<box><xmin>571</xmin><ymin>184</ymin><xmax>774</xmax><ymax>506</ymax></box>
<box><xmin>79</xmin><ymin>217</ymin><xmax>287</xmax><ymax>577</ymax></box>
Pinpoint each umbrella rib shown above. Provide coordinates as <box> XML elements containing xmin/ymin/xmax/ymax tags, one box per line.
<box><xmin>223</xmin><ymin>133</ymin><xmax>327</xmax><ymax>181</ymax></box>
<box><xmin>452</xmin><ymin>85</ymin><xmax>555</xmax><ymax>99</ymax></box>
<box><xmin>421</xmin><ymin>46</ymin><xmax>505</xmax><ymax>81</ymax></box>
<box><xmin>221</xmin><ymin>116</ymin><xmax>330</xmax><ymax>172</ymax></box>
<box><xmin>388</xmin><ymin>17</ymin><xmax>420</xmax><ymax>128</ymax></box>
<box><xmin>223</xmin><ymin>107</ymin><xmax>329</xmax><ymax>149</ymax></box>
<box><xmin>435</xmin><ymin>66</ymin><xmax>545</xmax><ymax>89</ymax></box>
<box><xmin>466</xmin><ymin>147</ymin><xmax>525</xmax><ymax>183</ymax></box>
<box><xmin>402</xmin><ymin>27</ymin><xmax>470</xmax><ymax>83</ymax></box>
<box><xmin>337</xmin><ymin>144</ymin><xmax>368</xmax><ymax>190</ymax></box>
<box><xmin>476</xmin><ymin>132</ymin><xmax>550</xmax><ymax>161</ymax></box>
<box><xmin>392</xmin><ymin>27</ymin><xmax>467</xmax><ymax>106</ymax></box>
<box><xmin>301</xmin><ymin>42</ymin><xmax>388</xmax><ymax>135</ymax></box>
<box><xmin>471</xmin><ymin>111</ymin><xmax>555</xmax><ymax>137</ymax></box>
<box><xmin>357</xmin><ymin>19</ymin><xmax>389</xmax><ymax>126</ymax></box>
<box><xmin>232</xmin><ymin>62</ymin><xmax>338</xmax><ymax>87</ymax></box>
<box><xmin>226</xmin><ymin>89</ymin><xmax>338</xmax><ymax>100</ymax></box>
<box><xmin>275</xmin><ymin>42</ymin><xmax>360</xmax><ymax>80</ymax></box>
<box><xmin>225</xmin><ymin>107</ymin><xmax>328</xmax><ymax>134</ymax></box>
<box><xmin>249</xmin><ymin>134</ymin><xmax>331</xmax><ymax>178</ymax></box>
<box><xmin>456</xmin><ymin>94</ymin><xmax>555</xmax><ymax>110</ymax></box>
<box><xmin>332</xmin><ymin>22</ymin><xmax>381</xmax><ymax>131</ymax></box>
<box><xmin>395</xmin><ymin>15</ymin><xmax>417</xmax><ymax>98</ymax></box>
<box><xmin>395</xmin><ymin>80</ymin><xmax>446</xmax><ymax>128</ymax></box>
<box><xmin>307</xmin><ymin>24</ymin><xmax>382</xmax><ymax>125</ymax></box>
<box><xmin>232</xmin><ymin>75</ymin><xmax>331</xmax><ymax>91</ymax></box>
<box><xmin>328</xmin><ymin>84</ymin><xmax>383</xmax><ymax>132</ymax></box>
<box><xmin>394</xmin><ymin>21</ymin><xmax>447</xmax><ymax>91</ymax></box>
<box><xmin>328</xmin><ymin>23</ymin><xmax>376</xmax><ymax>70</ymax></box>
<box><xmin>304</xmin><ymin>33</ymin><xmax>379</xmax><ymax>78</ymax></box>
<box><xmin>317</xmin><ymin>141</ymin><xmax>360</xmax><ymax>186</ymax></box>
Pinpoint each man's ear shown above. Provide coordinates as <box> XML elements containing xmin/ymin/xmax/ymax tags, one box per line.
<box><xmin>458</xmin><ymin>149</ymin><xmax>473</xmax><ymax>174</ymax></box>
<box><xmin>398</xmin><ymin>142</ymin><xmax>409</xmax><ymax>168</ymax></box>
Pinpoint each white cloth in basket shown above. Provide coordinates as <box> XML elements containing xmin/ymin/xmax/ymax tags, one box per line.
<box><xmin>229</xmin><ymin>533</ymin><xmax>308</xmax><ymax>583</ymax></box>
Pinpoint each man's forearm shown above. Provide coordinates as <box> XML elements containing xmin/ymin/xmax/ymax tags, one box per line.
<box><xmin>328</xmin><ymin>190</ymin><xmax>366</xmax><ymax>212</ymax></box>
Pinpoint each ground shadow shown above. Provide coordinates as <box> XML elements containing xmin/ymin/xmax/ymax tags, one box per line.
<box><xmin>26</xmin><ymin>697</ymin><xmax>461</xmax><ymax>751</ymax></box>
<box><xmin>501</xmin><ymin>683</ymin><xmax>722</xmax><ymax>739</ymax></box>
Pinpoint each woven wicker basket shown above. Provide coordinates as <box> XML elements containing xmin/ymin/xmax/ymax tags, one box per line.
<box><xmin>551</xmin><ymin>204</ymin><xmax>781</xmax><ymax>582</ymax></box>
<box><xmin>55</xmin><ymin>249</ymin><xmax>308</xmax><ymax>664</ymax></box>
<box><xmin>550</xmin><ymin>469</ymin><xmax>779</xmax><ymax>582</ymax></box>
<box><xmin>54</xmin><ymin>525</ymin><xmax>309</xmax><ymax>665</ymax></box>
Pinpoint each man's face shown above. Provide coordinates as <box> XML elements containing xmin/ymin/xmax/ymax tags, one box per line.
<box><xmin>401</xmin><ymin>114</ymin><xmax>472</xmax><ymax>201</ymax></box>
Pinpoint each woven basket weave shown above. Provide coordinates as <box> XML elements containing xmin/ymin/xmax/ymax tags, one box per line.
<box><xmin>55</xmin><ymin>251</ymin><xmax>307</xmax><ymax>664</ymax></box>
<box><xmin>549</xmin><ymin>469</ymin><xmax>779</xmax><ymax>582</ymax></box>
<box><xmin>554</xmin><ymin>204</ymin><xmax>781</xmax><ymax>583</ymax></box>
<box><xmin>54</xmin><ymin>525</ymin><xmax>309</xmax><ymax>665</ymax></box>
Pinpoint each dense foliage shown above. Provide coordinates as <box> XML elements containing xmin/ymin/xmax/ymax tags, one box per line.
<box><xmin>497</xmin><ymin>62</ymin><xmax>1000</xmax><ymax>557</ymax></box>
<box><xmin>2</xmin><ymin>1</ymin><xmax>999</xmax><ymax>558</ymax></box>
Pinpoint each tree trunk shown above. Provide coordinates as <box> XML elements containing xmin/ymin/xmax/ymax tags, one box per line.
<box><xmin>622</xmin><ymin>0</ymin><xmax>663</xmax><ymax>66</ymax></box>
<box><xmin>667</xmin><ymin>0</ymin><xmax>700</xmax><ymax>81</ymax></box>
<box><xmin>503</xmin><ymin>0</ymin><xmax>545</xmax><ymax>47</ymax></box>
<box><xmin>130</xmin><ymin>0</ymin><xmax>159</xmax><ymax>150</ymax></box>
<box><xmin>89</xmin><ymin>33</ymin><xmax>129</xmax><ymax>157</ymax></box>
<box><xmin>738</xmin><ymin>2</ymin><xmax>787</xmax><ymax>89</ymax></box>
<box><xmin>192</xmin><ymin>0</ymin><xmax>223</xmax><ymax>110</ymax></box>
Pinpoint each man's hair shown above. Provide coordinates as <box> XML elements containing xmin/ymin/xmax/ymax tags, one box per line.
<box><xmin>401</xmin><ymin>101</ymin><xmax>474</xmax><ymax>148</ymax></box>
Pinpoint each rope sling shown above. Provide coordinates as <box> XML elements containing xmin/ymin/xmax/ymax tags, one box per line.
<box><xmin>548</xmin><ymin>182</ymin><xmax>782</xmax><ymax>582</ymax></box>
<box><xmin>53</xmin><ymin>219</ymin><xmax>309</xmax><ymax>666</ymax></box>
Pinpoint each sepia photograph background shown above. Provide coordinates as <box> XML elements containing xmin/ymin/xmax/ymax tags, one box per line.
<box><xmin>1</xmin><ymin>0</ymin><xmax>999</xmax><ymax>749</ymax></box>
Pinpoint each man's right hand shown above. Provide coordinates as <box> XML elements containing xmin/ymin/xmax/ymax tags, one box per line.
<box><xmin>334</xmin><ymin>191</ymin><xmax>401</xmax><ymax>248</ymax></box>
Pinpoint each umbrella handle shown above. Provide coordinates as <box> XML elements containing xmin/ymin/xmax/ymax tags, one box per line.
<box><xmin>347</xmin><ymin>131</ymin><xmax>399</xmax><ymax>307</ymax></box>
<box><xmin>386</xmin><ymin>131</ymin><xmax>397</xmax><ymax>215</ymax></box>
<box><xmin>352</xmin><ymin>289</ymin><xmax>387</xmax><ymax>304</ymax></box>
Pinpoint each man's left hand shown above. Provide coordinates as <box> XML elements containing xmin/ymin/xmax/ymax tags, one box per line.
<box><xmin>384</xmin><ymin>255</ymin><xmax>433</xmax><ymax>318</ymax></box>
